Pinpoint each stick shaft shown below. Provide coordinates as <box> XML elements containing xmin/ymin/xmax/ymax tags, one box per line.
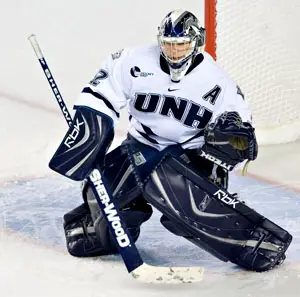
<box><xmin>28</xmin><ymin>34</ymin><xmax>73</xmax><ymax>127</ymax></box>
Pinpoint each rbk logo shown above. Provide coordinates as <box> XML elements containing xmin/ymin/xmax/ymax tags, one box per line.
<box><xmin>64</xmin><ymin>118</ymin><xmax>84</xmax><ymax>149</ymax></box>
<box><xmin>213</xmin><ymin>189</ymin><xmax>240</xmax><ymax>208</ymax></box>
<box><xmin>168</xmin><ymin>88</ymin><xmax>180</xmax><ymax>92</ymax></box>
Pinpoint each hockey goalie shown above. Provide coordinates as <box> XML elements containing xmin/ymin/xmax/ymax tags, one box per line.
<box><xmin>49</xmin><ymin>9</ymin><xmax>292</xmax><ymax>272</ymax></box>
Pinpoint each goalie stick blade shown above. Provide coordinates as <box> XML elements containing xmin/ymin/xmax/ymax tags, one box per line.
<box><xmin>130</xmin><ymin>263</ymin><xmax>204</xmax><ymax>284</ymax></box>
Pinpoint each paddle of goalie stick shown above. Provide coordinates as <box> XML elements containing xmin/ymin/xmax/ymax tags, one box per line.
<box><xmin>28</xmin><ymin>34</ymin><xmax>204</xmax><ymax>284</ymax></box>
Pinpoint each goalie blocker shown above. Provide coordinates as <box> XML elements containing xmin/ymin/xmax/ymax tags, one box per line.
<box><xmin>143</xmin><ymin>152</ymin><xmax>292</xmax><ymax>272</ymax></box>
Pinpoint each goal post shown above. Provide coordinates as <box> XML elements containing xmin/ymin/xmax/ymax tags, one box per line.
<box><xmin>204</xmin><ymin>0</ymin><xmax>300</xmax><ymax>145</ymax></box>
<box><xmin>205</xmin><ymin>0</ymin><xmax>217</xmax><ymax>61</ymax></box>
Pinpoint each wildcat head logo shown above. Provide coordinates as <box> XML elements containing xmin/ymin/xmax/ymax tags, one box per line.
<box><xmin>130</xmin><ymin>66</ymin><xmax>154</xmax><ymax>78</ymax></box>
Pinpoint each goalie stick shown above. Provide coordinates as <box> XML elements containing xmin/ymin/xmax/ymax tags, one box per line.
<box><xmin>28</xmin><ymin>34</ymin><xmax>204</xmax><ymax>284</ymax></box>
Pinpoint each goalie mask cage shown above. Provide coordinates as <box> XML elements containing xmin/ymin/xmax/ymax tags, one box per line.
<box><xmin>205</xmin><ymin>0</ymin><xmax>300</xmax><ymax>145</ymax></box>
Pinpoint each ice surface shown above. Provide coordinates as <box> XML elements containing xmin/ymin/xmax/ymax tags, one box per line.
<box><xmin>1</xmin><ymin>175</ymin><xmax>300</xmax><ymax>296</ymax></box>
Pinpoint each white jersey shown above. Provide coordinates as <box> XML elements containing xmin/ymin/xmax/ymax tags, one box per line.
<box><xmin>74</xmin><ymin>45</ymin><xmax>252</xmax><ymax>151</ymax></box>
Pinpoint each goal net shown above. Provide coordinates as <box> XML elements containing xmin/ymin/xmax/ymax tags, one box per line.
<box><xmin>205</xmin><ymin>0</ymin><xmax>300</xmax><ymax>145</ymax></box>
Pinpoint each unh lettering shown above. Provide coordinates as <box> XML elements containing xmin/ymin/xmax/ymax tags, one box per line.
<box><xmin>134</xmin><ymin>93</ymin><xmax>213</xmax><ymax>129</ymax></box>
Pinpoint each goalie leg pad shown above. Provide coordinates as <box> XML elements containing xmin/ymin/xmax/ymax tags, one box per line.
<box><xmin>77</xmin><ymin>143</ymin><xmax>154</xmax><ymax>256</ymax></box>
<box><xmin>85</xmin><ymin>182</ymin><xmax>153</xmax><ymax>255</ymax></box>
<box><xmin>143</xmin><ymin>155</ymin><xmax>292</xmax><ymax>272</ymax></box>
<box><xmin>64</xmin><ymin>198</ymin><xmax>153</xmax><ymax>257</ymax></box>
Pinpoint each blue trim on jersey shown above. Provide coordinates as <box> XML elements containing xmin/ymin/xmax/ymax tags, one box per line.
<box><xmin>136</xmin><ymin>130</ymin><xmax>159</xmax><ymax>144</ymax></box>
<box><xmin>141</xmin><ymin>124</ymin><xmax>157</xmax><ymax>136</ymax></box>
<box><xmin>81</xmin><ymin>87</ymin><xmax>120</xmax><ymax>118</ymax></box>
<box><xmin>73</xmin><ymin>105</ymin><xmax>114</xmax><ymax>127</ymax></box>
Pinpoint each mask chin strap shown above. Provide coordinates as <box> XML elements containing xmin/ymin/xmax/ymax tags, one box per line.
<box><xmin>169</xmin><ymin>58</ymin><xmax>193</xmax><ymax>82</ymax></box>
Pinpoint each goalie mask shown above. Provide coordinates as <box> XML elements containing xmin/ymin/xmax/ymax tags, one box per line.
<box><xmin>157</xmin><ymin>10</ymin><xmax>206</xmax><ymax>82</ymax></box>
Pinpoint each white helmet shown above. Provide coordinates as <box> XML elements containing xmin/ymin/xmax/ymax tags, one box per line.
<box><xmin>157</xmin><ymin>10</ymin><xmax>206</xmax><ymax>82</ymax></box>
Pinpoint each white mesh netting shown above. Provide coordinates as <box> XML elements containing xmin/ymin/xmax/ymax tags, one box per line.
<box><xmin>215</xmin><ymin>0</ymin><xmax>300</xmax><ymax>144</ymax></box>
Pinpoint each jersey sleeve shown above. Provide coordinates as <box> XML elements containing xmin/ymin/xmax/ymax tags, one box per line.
<box><xmin>211</xmin><ymin>80</ymin><xmax>253</xmax><ymax>124</ymax></box>
<box><xmin>74</xmin><ymin>48</ymin><xmax>131</xmax><ymax>125</ymax></box>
